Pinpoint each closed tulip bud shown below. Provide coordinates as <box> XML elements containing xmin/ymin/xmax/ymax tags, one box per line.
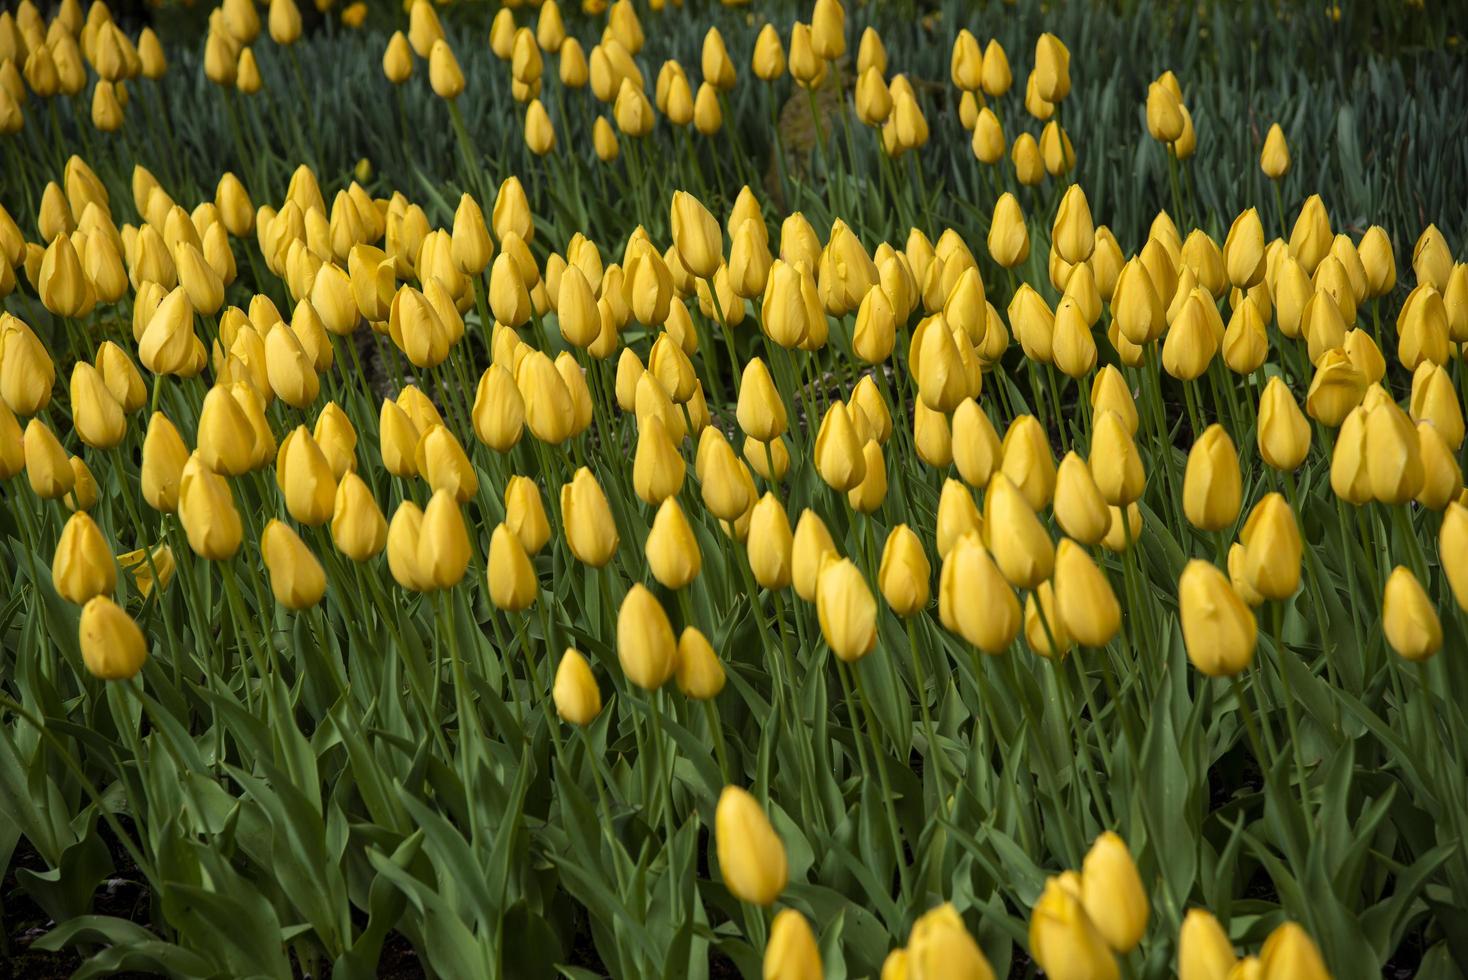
<box><xmin>1022</xmin><ymin>580</ymin><xmax>1072</xmax><ymax>659</ymax></box>
<box><xmin>562</xmin><ymin>467</ymin><xmax>618</xmax><ymax>567</ymax></box>
<box><xmin>132</xmin><ymin>412</ymin><xmax>188</xmax><ymax>512</ymax></box>
<box><xmin>814</xmin><ymin>401</ymin><xmax>868</xmax><ymax>492</ymax></box>
<box><xmin>1032</xmin><ymin>32</ymin><xmax>1070</xmax><ymax>102</ymax></box>
<box><xmin>1110</xmin><ymin>259</ymin><xmax>1162</xmax><ymax>346</ymax></box>
<box><xmin>551</xmin><ymin>649</ymin><xmax>601</xmax><ymax>725</ymax></box>
<box><xmin>875</xmin><ymin>524</ymin><xmax>930</xmax><ymax>617</ymax></box>
<box><xmin>1183</xmin><ymin>425</ymin><xmax>1242</xmax><ymax>532</ymax></box>
<box><xmin>513</xmin><ymin>350</ymin><xmax>572</xmax><ymax>445</ymax></box>
<box><xmin>259</xmin><ymin>520</ymin><xmax>325</xmax><ymax>609</ymax></box>
<box><xmin>629</xmin><ymin>414</ymin><xmax>682</xmax><ymax>505</ymax></box>
<box><xmin>845</xmin><ymin>438</ymin><xmax>886</xmax><ymax>513</ymax></box>
<box><xmin>984</xmin><ymin>192</ymin><xmax>1031</xmax><ymax>270</ymax></box>
<box><xmin>1053</xmin><ymin>538</ymin><xmax>1120</xmax><ymax>647</ymax></box>
<box><xmin>263</xmin><ymin>323</ymin><xmax>319</xmax><ymax>409</ymax></box>
<box><xmin>1051</xmin><ymin>187</ymin><xmax>1093</xmax><ymax>267</ymax></box>
<box><xmin>330</xmin><ymin>472</ymin><xmax>386</xmax><ymax>561</ymax></box>
<box><xmin>1081</xmin><ymin>832</ymin><xmax>1148</xmax><ymax>953</ymax></box>
<box><xmin>381</xmin><ymin>30</ymin><xmax>412</xmax><ymax>83</ymax></box>
<box><xmin>427</xmin><ymin>39</ymin><xmax>463</xmax><ymax>99</ymax></box>
<box><xmin>1413</xmin><ymin>224</ymin><xmax>1452</xmax><ymax>292</ymax></box>
<box><xmin>1239</xmin><ymin>493</ymin><xmax>1302</xmax><ymax>601</ymax></box>
<box><xmin>493</xmin><ymin>476</ymin><xmax>548</xmax><ymax>558</ymax></box>
<box><xmin>1253</xmin><ymin>376</ymin><xmax>1310</xmax><ymax>471</ymax></box>
<box><xmin>792</xmin><ymin>508</ymin><xmax>838</xmax><ymax>602</ymax></box>
<box><xmin>1029</xmin><ymin>875</ymin><xmax>1120</xmax><ymax>980</ymax></box>
<box><xmin>751</xmin><ymin>22</ymin><xmax>786</xmax><ymax>80</ymax></box>
<box><xmin>195</xmin><ymin>385</ymin><xmax>255</xmax><ymax>476</ymax></box>
<box><xmin>1305</xmin><ymin>348</ymin><xmax>1365</xmax><ymax>426</ymax></box>
<box><xmin>1146</xmin><ymin>80</ymin><xmax>1185</xmax><ymax>143</ymax></box>
<box><xmin>667</xmin><ymin>627</ymin><xmax>723</xmax><ymax>700</ymax></box>
<box><xmin>1090</xmin><ymin>409</ymin><xmax>1146</xmax><ymax>505</ymax></box>
<box><xmin>0</xmin><ymin>325</ymin><xmax>49</xmax><ymax>419</ymax></box>
<box><xmin>67</xmin><ymin>362</ymin><xmax>124</xmax><ymax>450</ymax></box>
<box><xmin>1256</xmin><ymin>923</ymin><xmax>1329</xmax><ymax>980</ymax></box>
<box><xmin>666</xmin><ymin>191</ymin><xmax>728</xmax><ymax>279</ymax></box>
<box><xmin>137</xmin><ymin>286</ymin><xmax>196</xmax><ymax>377</ymax></box>
<box><xmin>412</xmin><ymin>425</ymin><xmax>476</xmax><ymax>505</ymax></box>
<box><xmin>78</xmin><ymin>595</ymin><xmax>146</xmax><ymax>680</ymax></box>
<box><xmin>1221</xmin><ymin>296</ymin><xmax>1268</xmax><ymax>375</ymax></box>
<box><xmin>943</xmin><ymin>398</ymin><xmax>997</xmax><ymax>490</ymax></box>
<box><xmin>483</xmin><ymin>523</ymin><xmax>536</xmax><ymax>612</ymax></box>
<box><xmin>1001</xmin><ymin>414</ymin><xmax>1057</xmax><ymax>511</ymax></box>
<box><xmin>468</xmin><ymin>364</ymin><xmax>523</xmax><ymax>453</ymax></box>
<box><xmin>0</xmin><ymin>402</ymin><xmax>23</xmax><ymax>480</ymax></box>
<box><xmin>734</xmin><ymin>492</ymin><xmax>792</xmax><ymax>592</ymax></box>
<box><xmin>646</xmin><ymin>497</ymin><xmax>701</xmax><ymax>590</ymax></box>
<box><xmin>850</xmin><ymin>283</ymin><xmax>897</xmax><ymax>363</ymax></box>
<box><xmin>893</xmin><ymin>907</ymin><xmax>985</xmax><ymax>980</ymax></box>
<box><xmin>1179</xmin><ymin>559</ymin><xmax>1256</xmax><ymax>676</ymax></box>
<box><xmin>52</xmin><ymin>511</ymin><xmax>115</xmax><ymax>604</ymax></box>
<box><xmin>1415</xmin><ymin>422</ymin><xmax>1459</xmax><ymax>511</ymax></box>
<box><xmin>1327</xmin><ymin>404</ymin><xmax>1371</xmax><ymax>505</ymax></box>
<box><xmin>928</xmin><ymin>480</ymin><xmax>981</xmax><ymax>564</ymax></box>
<box><xmin>1410</xmin><ymin>363</ymin><xmax>1463</xmax><ymax>448</ymax></box>
<box><xmin>178</xmin><ymin>453</ymin><xmax>242</xmax><ymax>560</ymax></box>
<box><xmin>913</xmin><ymin>398</ymin><xmax>953</xmax><ymax>468</ymax></box>
<box><xmin>1397</xmin><ymin>284</ymin><xmax>1449</xmax><ymax>371</ymax></box>
<box><xmin>1364</xmin><ymin>397</ymin><xmax>1422</xmax><ymax>505</ymax></box>
<box><xmin>938</xmin><ymin>532</ymin><xmax>1017</xmax><ymax>652</ymax></box>
<box><xmin>855</xmin><ymin>66</ymin><xmax>892</xmax><ymax>126</ymax></box>
<box><xmin>38</xmin><ymin>233</ymin><xmax>93</xmax><ymax>318</ymax></box>
<box><xmin>1221</xmin><ymin>208</ymin><xmax>1266</xmax><ymax>289</ymax></box>
<box><xmin>1177</xmin><ymin>910</ymin><xmax>1237</xmax><ymax>980</ymax></box>
<box><xmin>1358</xmin><ymin>225</ymin><xmax>1395</xmax><ymax>298</ymax></box>
<box><xmin>1286</xmin><ymin>195</ymin><xmax>1332</xmax><ymax>275</ymax></box>
<box><xmin>1439</xmin><ymin>503</ymin><xmax>1468</xmax><ymax>611</ymax></box>
<box><xmin>1080</xmin><ymin>369</ymin><xmax>1132</xmax><ymax>440</ymax></box>
<box><xmin>985</xmin><ymin>474</ymin><xmax>1054</xmax><ymax>590</ymax></box>
<box><xmin>1049</xmin><ymin>452</ymin><xmax>1109</xmax><ymax>545</ymax></box>
<box><xmin>277</xmin><ymin>426</ymin><xmax>335</xmax><ymax>525</ymax></box>
<box><xmin>417</xmin><ymin>490</ymin><xmax>470</xmax><ymax>590</ymax></box>
<box><xmin>715</xmin><ymin>785</ymin><xmax>788</xmax><ymax>906</ymax></box>
<box><xmin>385</xmin><ymin>502</ymin><xmax>429</xmax><ymax>591</ymax></box>
<box><xmin>1256</xmin><ymin>122</ymin><xmax>1291</xmax><ymax>179</ymax></box>
<box><xmin>617</xmin><ymin>583</ymin><xmax>676</xmax><ymax>689</ymax></box>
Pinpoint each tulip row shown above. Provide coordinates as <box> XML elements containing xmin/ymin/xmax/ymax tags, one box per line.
<box><xmin>3</xmin><ymin>1</ymin><xmax>1467</xmax><ymax>979</ymax></box>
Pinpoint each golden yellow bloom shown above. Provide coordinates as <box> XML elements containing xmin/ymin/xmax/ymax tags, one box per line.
<box><xmin>1029</xmin><ymin>875</ymin><xmax>1119</xmax><ymax>980</ymax></box>
<box><xmin>1382</xmin><ymin>565</ymin><xmax>1442</xmax><ymax>662</ymax></box>
<box><xmin>79</xmin><ymin>595</ymin><xmax>147</xmax><ymax>681</ymax></box>
<box><xmin>554</xmin><ymin>649</ymin><xmax>602</xmax><ymax>725</ymax></box>
<box><xmin>940</xmin><ymin>534</ymin><xmax>1020</xmax><ymax>654</ymax></box>
<box><xmin>562</xmin><ymin>466</ymin><xmax>619</xmax><ymax>567</ymax></box>
<box><xmin>907</xmin><ymin>904</ymin><xmax>995</xmax><ymax>980</ymax></box>
<box><xmin>488</xmin><ymin>522</ymin><xmax>537</xmax><ymax>612</ymax></box>
<box><xmin>646</xmin><ymin>497</ymin><xmax>701</xmax><ymax>590</ymax></box>
<box><xmin>178</xmin><ymin>452</ymin><xmax>243</xmax><ymax>560</ymax></box>
<box><xmin>331</xmin><ymin>472</ymin><xmax>387</xmax><ymax>562</ymax></box>
<box><xmin>675</xmin><ymin>626</ymin><xmax>725</xmax><ymax>700</ymax></box>
<box><xmin>52</xmin><ymin>511</ymin><xmax>115</xmax><ymax>605</ymax></box>
<box><xmin>715</xmin><ymin>785</ymin><xmax>788</xmax><ymax>906</ymax></box>
<box><xmin>261</xmin><ymin>519</ymin><xmax>326</xmax><ymax>610</ymax></box>
<box><xmin>1179</xmin><ymin>560</ymin><xmax>1256</xmax><ymax>676</ymax></box>
<box><xmin>1081</xmin><ymin>831</ymin><xmax>1149</xmax><ymax>953</ymax></box>
<box><xmin>1178</xmin><ymin>909</ymin><xmax>1237</xmax><ymax>980</ymax></box>
<box><xmin>618</xmin><ymin>583</ymin><xmax>676</xmax><ymax>689</ymax></box>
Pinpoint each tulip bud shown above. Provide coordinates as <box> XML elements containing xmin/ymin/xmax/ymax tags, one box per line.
<box><xmin>670</xmin><ymin>190</ymin><xmax>722</xmax><ymax>280</ymax></box>
<box><xmin>1080</xmin><ymin>831</ymin><xmax>1148</xmax><ymax>953</ymax></box>
<box><xmin>1439</xmin><ymin>503</ymin><xmax>1468</xmax><ymax>612</ymax></box>
<box><xmin>386</xmin><ymin>502</ymin><xmax>429</xmax><ymax>591</ymax></box>
<box><xmin>877</xmin><ymin>524</ymin><xmax>930</xmax><ymax>617</ymax></box>
<box><xmin>428</xmin><ymin>39</ymin><xmax>464</xmax><ymax>99</ymax></box>
<box><xmin>260</xmin><ymin>520</ymin><xmax>325</xmax><ymax>609</ymax></box>
<box><xmin>52</xmin><ymin>511</ymin><xmax>116</xmax><ymax>605</ymax></box>
<box><xmin>715</xmin><ymin>785</ymin><xmax>788</xmax><ymax>906</ymax></box>
<box><xmin>552</xmin><ymin>649</ymin><xmax>601</xmax><ymax>725</ymax></box>
<box><xmin>1378</xmin><ymin>564</ymin><xmax>1442</xmax><ymax>663</ymax></box>
<box><xmin>814</xmin><ymin>401</ymin><xmax>868</xmax><ymax>492</ymax></box>
<box><xmin>78</xmin><ymin>595</ymin><xmax>147</xmax><ymax>680</ymax></box>
<box><xmin>483</xmin><ymin>522</ymin><xmax>535</xmax><ymax>612</ymax></box>
<box><xmin>66</xmin><ymin>362</ymin><xmax>123</xmax><ymax>450</ymax></box>
<box><xmin>1179</xmin><ymin>559</ymin><xmax>1256</xmax><ymax>676</ymax></box>
<box><xmin>1029</xmin><ymin>875</ymin><xmax>1120</xmax><ymax>980</ymax></box>
<box><xmin>1260</xmin><ymin>123</ymin><xmax>1290</xmax><ymax>179</ymax></box>
<box><xmin>617</xmin><ymin>583</ymin><xmax>676</xmax><ymax>689</ymax></box>
<box><xmin>1177</xmin><ymin>909</ymin><xmax>1237</xmax><ymax>980</ymax></box>
<box><xmin>0</xmin><ymin>402</ymin><xmax>24</xmax><ymax>480</ymax></box>
<box><xmin>675</xmin><ymin>626</ymin><xmax>725</xmax><ymax>700</ymax></box>
<box><xmin>1053</xmin><ymin>539</ymin><xmax>1120</xmax><ymax>648</ymax></box>
<box><xmin>645</xmin><ymin>497</ymin><xmax>701</xmax><ymax>590</ymax></box>
<box><xmin>1089</xmin><ymin>410</ymin><xmax>1145</xmax><ymax>506</ymax></box>
<box><xmin>1240</xmin><ymin>493</ymin><xmax>1301</xmax><ymax>602</ymax></box>
<box><xmin>331</xmin><ymin>472</ymin><xmax>386</xmax><ymax>561</ymax></box>
<box><xmin>178</xmin><ymin>453</ymin><xmax>242</xmax><ymax>560</ymax></box>
<box><xmin>1363</xmin><ymin>396</ymin><xmax>1423</xmax><ymax>506</ymax></box>
<box><xmin>1358</xmin><ymin>225</ymin><xmax>1395</xmax><ymax>298</ymax></box>
<box><xmin>1000</xmin><ymin>414</ymin><xmax>1056</xmax><ymax>511</ymax></box>
<box><xmin>417</xmin><ymin>490</ymin><xmax>470</xmax><ymax>590</ymax></box>
<box><xmin>1054</xmin><ymin>453</ymin><xmax>1111</xmax><ymax>546</ymax></box>
<box><xmin>791</xmin><ymin>509</ymin><xmax>838</xmax><ymax>602</ymax></box>
<box><xmin>278</xmin><ymin>426</ymin><xmax>337</xmax><ymax>526</ymax></box>
<box><xmin>23</xmin><ymin>418</ymin><xmax>73</xmax><ymax>499</ymax></box>
<box><xmin>415</xmin><ymin>424</ymin><xmax>478</xmax><ymax>503</ymax></box>
<box><xmin>1183</xmin><ymin>425</ymin><xmax>1242</xmax><ymax>532</ymax></box>
<box><xmin>562</xmin><ymin>466</ymin><xmax>619</xmax><ymax>567</ymax></box>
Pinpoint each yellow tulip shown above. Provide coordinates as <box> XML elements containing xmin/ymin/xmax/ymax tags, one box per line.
<box><xmin>261</xmin><ymin>519</ymin><xmax>325</xmax><ymax>609</ymax></box>
<box><xmin>1179</xmin><ymin>560</ymin><xmax>1256</xmax><ymax>676</ymax></box>
<box><xmin>715</xmin><ymin>785</ymin><xmax>788</xmax><ymax>906</ymax></box>
<box><xmin>79</xmin><ymin>595</ymin><xmax>147</xmax><ymax>680</ymax></box>
<box><xmin>553</xmin><ymin>649</ymin><xmax>602</xmax><ymax>725</ymax></box>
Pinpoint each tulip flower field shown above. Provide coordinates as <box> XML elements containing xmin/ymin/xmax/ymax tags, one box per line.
<box><xmin>4</xmin><ymin>0</ymin><xmax>1468</xmax><ymax>977</ymax></box>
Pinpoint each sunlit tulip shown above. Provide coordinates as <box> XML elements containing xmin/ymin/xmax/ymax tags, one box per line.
<box><xmin>716</xmin><ymin>785</ymin><xmax>788</xmax><ymax>906</ymax></box>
